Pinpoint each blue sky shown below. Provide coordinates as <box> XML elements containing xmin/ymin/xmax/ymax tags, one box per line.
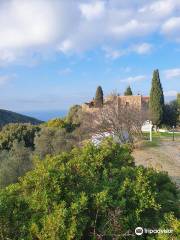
<box><xmin>0</xmin><ymin>0</ymin><xmax>179</xmax><ymax>120</ymax></box>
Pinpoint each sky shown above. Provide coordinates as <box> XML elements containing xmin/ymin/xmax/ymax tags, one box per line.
<box><xmin>0</xmin><ymin>0</ymin><xmax>179</xmax><ymax>120</ymax></box>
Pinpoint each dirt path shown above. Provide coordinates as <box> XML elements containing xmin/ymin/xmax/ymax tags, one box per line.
<box><xmin>132</xmin><ymin>141</ymin><xmax>180</xmax><ymax>187</ymax></box>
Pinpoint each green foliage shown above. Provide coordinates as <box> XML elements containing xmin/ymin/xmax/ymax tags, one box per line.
<box><xmin>34</xmin><ymin>127</ymin><xmax>77</xmax><ymax>159</ymax></box>
<box><xmin>44</xmin><ymin>118</ymin><xmax>66</xmax><ymax>128</ymax></box>
<box><xmin>0</xmin><ymin>141</ymin><xmax>33</xmax><ymax>188</ymax></box>
<box><xmin>124</xmin><ymin>85</ymin><xmax>133</xmax><ymax>96</ymax></box>
<box><xmin>94</xmin><ymin>86</ymin><xmax>103</xmax><ymax>107</ymax></box>
<box><xmin>177</xmin><ymin>93</ymin><xmax>180</xmax><ymax>124</ymax></box>
<box><xmin>44</xmin><ymin>118</ymin><xmax>76</xmax><ymax>132</ymax></box>
<box><xmin>157</xmin><ymin>213</ymin><xmax>180</xmax><ymax>239</ymax></box>
<box><xmin>66</xmin><ymin>105</ymin><xmax>82</xmax><ymax>125</ymax></box>
<box><xmin>163</xmin><ymin>100</ymin><xmax>179</xmax><ymax>127</ymax></box>
<box><xmin>0</xmin><ymin>109</ymin><xmax>42</xmax><ymax>127</ymax></box>
<box><xmin>177</xmin><ymin>93</ymin><xmax>180</xmax><ymax>107</ymax></box>
<box><xmin>0</xmin><ymin>139</ymin><xmax>179</xmax><ymax>239</ymax></box>
<box><xmin>149</xmin><ymin>69</ymin><xmax>165</xmax><ymax>126</ymax></box>
<box><xmin>0</xmin><ymin>123</ymin><xmax>40</xmax><ymax>151</ymax></box>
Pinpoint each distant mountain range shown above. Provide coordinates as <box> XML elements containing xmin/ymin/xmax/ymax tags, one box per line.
<box><xmin>0</xmin><ymin>109</ymin><xmax>42</xmax><ymax>127</ymax></box>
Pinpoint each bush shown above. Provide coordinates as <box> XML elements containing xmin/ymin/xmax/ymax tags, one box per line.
<box><xmin>34</xmin><ymin>127</ymin><xmax>77</xmax><ymax>159</ymax></box>
<box><xmin>0</xmin><ymin>123</ymin><xmax>40</xmax><ymax>151</ymax></box>
<box><xmin>44</xmin><ymin>118</ymin><xmax>77</xmax><ymax>132</ymax></box>
<box><xmin>0</xmin><ymin>138</ymin><xmax>179</xmax><ymax>239</ymax></box>
<box><xmin>0</xmin><ymin>141</ymin><xmax>33</xmax><ymax>188</ymax></box>
<box><xmin>163</xmin><ymin>100</ymin><xmax>179</xmax><ymax>127</ymax></box>
<box><xmin>66</xmin><ymin>105</ymin><xmax>82</xmax><ymax>125</ymax></box>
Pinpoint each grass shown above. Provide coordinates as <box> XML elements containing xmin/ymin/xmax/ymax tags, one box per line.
<box><xmin>141</xmin><ymin>131</ymin><xmax>180</xmax><ymax>148</ymax></box>
<box><xmin>153</xmin><ymin>131</ymin><xmax>180</xmax><ymax>137</ymax></box>
<box><xmin>143</xmin><ymin>138</ymin><xmax>160</xmax><ymax>148</ymax></box>
<box><xmin>143</xmin><ymin>131</ymin><xmax>180</xmax><ymax>140</ymax></box>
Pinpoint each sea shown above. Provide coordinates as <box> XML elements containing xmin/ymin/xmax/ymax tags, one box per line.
<box><xmin>21</xmin><ymin>110</ymin><xmax>68</xmax><ymax>122</ymax></box>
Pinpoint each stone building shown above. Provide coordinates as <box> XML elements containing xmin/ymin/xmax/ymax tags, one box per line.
<box><xmin>82</xmin><ymin>95</ymin><xmax>149</xmax><ymax>112</ymax></box>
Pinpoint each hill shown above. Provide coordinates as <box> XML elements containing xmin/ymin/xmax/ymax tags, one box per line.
<box><xmin>0</xmin><ymin>109</ymin><xmax>42</xmax><ymax>127</ymax></box>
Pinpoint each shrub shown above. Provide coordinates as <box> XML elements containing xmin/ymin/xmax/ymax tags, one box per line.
<box><xmin>0</xmin><ymin>139</ymin><xmax>179</xmax><ymax>239</ymax></box>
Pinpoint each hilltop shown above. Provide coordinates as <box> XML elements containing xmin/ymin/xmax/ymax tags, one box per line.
<box><xmin>0</xmin><ymin>109</ymin><xmax>42</xmax><ymax>127</ymax></box>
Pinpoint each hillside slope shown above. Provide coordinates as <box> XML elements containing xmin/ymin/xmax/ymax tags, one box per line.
<box><xmin>0</xmin><ymin>109</ymin><xmax>42</xmax><ymax>126</ymax></box>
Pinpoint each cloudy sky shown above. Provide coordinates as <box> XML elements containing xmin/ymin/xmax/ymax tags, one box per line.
<box><xmin>0</xmin><ymin>0</ymin><xmax>179</xmax><ymax>118</ymax></box>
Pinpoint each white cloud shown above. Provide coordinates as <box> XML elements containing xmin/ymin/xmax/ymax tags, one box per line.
<box><xmin>138</xmin><ymin>0</ymin><xmax>177</xmax><ymax>19</ymax></box>
<box><xmin>131</xmin><ymin>43</ymin><xmax>153</xmax><ymax>54</ymax></box>
<box><xmin>0</xmin><ymin>0</ymin><xmax>59</xmax><ymax>49</ymax></box>
<box><xmin>0</xmin><ymin>0</ymin><xmax>79</xmax><ymax>63</ymax></box>
<box><xmin>120</xmin><ymin>75</ymin><xmax>146</xmax><ymax>83</ymax></box>
<box><xmin>0</xmin><ymin>0</ymin><xmax>180</xmax><ymax>64</ymax></box>
<box><xmin>163</xmin><ymin>68</ymin><xmax>180</xmax><ymax>79</ymax></box>
<box><xmin>164</xmin><ymin>90</ymin><xmax>177</xmax><ymax>97</ymax></box>
<box><xmin>161</xmin><ymin>17</ymin><xmax>180</xmax><ymax>41</ymax></box>
<box><xmin>79</xmin><ymin>1</ymin><xmax>105</xmax><ymax>20</ymax></box>
<box><xmin>103</xmin><ymin>42</ymin><xmax>152</xmax><ymax>59</ymax></box>
<box><xmin>103</xmin><ymin>46</ymin><xmax>125</xmax><ymax>59</ymax></box>
<box><xmin>57</xmin><ymin>39</ymin><xmax>74</xmax><ymax>54</ymax></box>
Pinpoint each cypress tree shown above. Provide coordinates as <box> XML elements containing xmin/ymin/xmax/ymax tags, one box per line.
<box><xmin>177</xmin><ymin>93</ymin><xmax>180</xmax><ymax>123</ymax></box>
<box><xmin>177</xmin><ymin>93</ymin><xmax>180</xmax><ymax>109</ymax></box>
<box><xmin>124</xmin><ymin>86</ymin><xmax>133</xmax><ymax>96</ymax></box>
<box><xmin>94</xmin><ymin>86</ymin><xmax>103</xmax><ymax>107</ymax></box>
<box><xmin>149</xmin><ymin>69</ymin><xmax>164</xmax><ymax>126</ymax></box>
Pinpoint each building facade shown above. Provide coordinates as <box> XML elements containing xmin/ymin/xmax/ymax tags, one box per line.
<box><xmin>82</xmin><ymin>95</ymin><xmax>149</xmax><ymax>112</ymax></box>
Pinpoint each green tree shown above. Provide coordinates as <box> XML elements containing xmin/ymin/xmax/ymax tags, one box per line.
<box><xmin>0</xmin><ymin>123</ymin><xmax>40</xmax><ymax>151</ymax></box>
<box><xmin>163</xmin><ymin>100</ymin><xmax>178</xmax><ymax>127</ymax></box>
<box><xmin>177</xmin><ymin>93</ymin><xmax>180</xmax><ymax>107</ymax></box>
<box><xmin>0</xmin><ymin>138</ymin><xmax>179</xmax><ymax>239</ymax></box>
<box><xmin>177</xmin><ymin>93</ymin><xmax>180</xmax><ymax>124</ymax></box>
<box><xmin>0</xmin><ymin>141</ymin><xmax>33</xmax><ymax>188</ymax></box>
<box><xmin>94</xmin><ymin>86</ymin><xmax>103</xmax><ymax>107</ymax></box>
<box><xmin>124</xmin><ymin>85</ymin><xmax>133</xmax><ymax>96</ymax></box>
<box><xmin>34</xmin><ymin>127</ymin><xmax>76</xmax><ymax>159</ymax></box>
<box><xmin>149</xmin><ymin>69</ymin><xmax>165</xmax><ymax>126</ymax></box>
<box><xmin>66</xmin><ymin>105</ymin><xmax>82</xmax><ymax>125</ymax></box>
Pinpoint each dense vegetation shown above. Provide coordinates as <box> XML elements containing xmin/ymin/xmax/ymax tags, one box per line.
<box><xmin>0</xmin><ymin>138</ymin><xmax>179</xmax><ymax>239</ymax></box>
<box><xmin>0</xmin><ymin>118</ymin><xmax>80</xmax><ymax>188</ymax></box>
<box><xmin>163</xmin><ymin>100</ymin><xmax>179</xmax><ymax>127</ymax></box>
<box><xmin>0</xmin><ymin>109</ymin><xmax>42</xmax><ymax>127</ymax></box>
<box><xmin>0</xmin><ymin>124</ymin><xmax>39</xmax><ymax>187</ymax></box>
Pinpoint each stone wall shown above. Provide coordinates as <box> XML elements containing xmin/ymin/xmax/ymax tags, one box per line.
<box><xmin>82</xmin><ymin>95</ymin><xmax>149</xmax><ymax>113</ymax></box>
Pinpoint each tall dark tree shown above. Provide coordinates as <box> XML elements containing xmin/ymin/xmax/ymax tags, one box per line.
<box><xmin>124</xmin><ymin>86</ymin><xmax>133</xmax><ymax>96</ymax></box>
<box><xmin>94</xmin><ymin>86</ymin><xmax>103</xmax><ymax>107</ymax></box>
<box><xmin>149</xmin><ymin>69</ymin><xmax>164</xmax><ymax>126</ymax></box>
<box><xmin>177</xmin><ymin>93</ymin><xmax>180</xmax><ymax>124</ymax></box>
<box><xmin>177</xmin><ymin>93</ymin><xmax>180</xmax><ymax>107</ymax></box>
<box><xmin>164</xmin><ymin>101</ymin><xmax>178</xmax><ymax>127</ymax></box>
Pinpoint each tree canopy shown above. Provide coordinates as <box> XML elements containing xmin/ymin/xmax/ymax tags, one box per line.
<box><xmin>149</xmin><ymin>70</ymin><xmax>165</xmax><ymax>126</ymax></box>
<box><xmin>94</xmin><ymin>86</ymin><xmax>104</xmax><ymax>107</ymax></box>
<box><xmin>66</xmin><ymin>105</ymin><xmax>82</xmax><ymax>125</ymax></box>
<box><xmin>124</xmin><ymin>86</ymin><xmax>133</xmax><ymax>96</ymax></box>
<box><xmin>0</xmin><ymin>123</ymin><xmax>40</xmax><ymax>151</ymax></box>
